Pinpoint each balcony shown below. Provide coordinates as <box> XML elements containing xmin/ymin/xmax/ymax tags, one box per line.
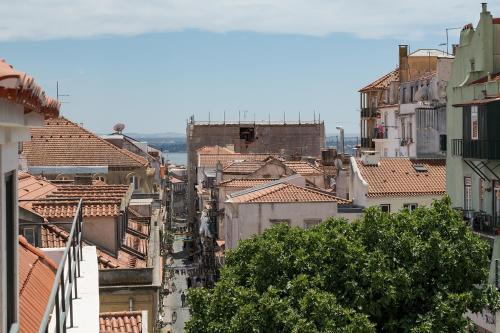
<box><xmin>471</xmin><ymin>212</ymin><xmax>500</xmax><ymax>237</ymax></box>
<box><xmin>451</xmin><ymin>139</ymin><xmax>500</xmax><ymax>160</ymax></box>
<box><xmin>361</xmin><ymin>107</ymin><xmax>378</xmax><ymax>118</ymax></box>
<box><xmin>361</xmin><ymin>137</ymin><xmax>375</xmax><ymax>149</ymax></box>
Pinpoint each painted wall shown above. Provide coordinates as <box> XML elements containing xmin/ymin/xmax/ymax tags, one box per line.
<box><xmin>446</xmin><ymin>6</ymin><xmax>500</xmax><ymax>216</ymax></box>
<box><xmin>224</xmin><ymin>201</ymin><xmax>338</xmax><ymax>249</ymax></box>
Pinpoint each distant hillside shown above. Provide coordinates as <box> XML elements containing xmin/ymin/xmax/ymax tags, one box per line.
<box><xmin>125</xmin><ymin>132</ymin><xmax>185</xmax><ymax>139</ymax></box>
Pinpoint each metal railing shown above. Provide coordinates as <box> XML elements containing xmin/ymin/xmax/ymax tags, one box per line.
<box><xmin>360</xmin><ymin>137</ymin><xmax>374</xmax><ymax>149</ymax></box>
<box><xmin>470</xmin><ymin>211</ymin><xmax>500</xmax><ymax>236</ymax></box>
<box><xmin>38</xmin><ymin>198</ymin><xmax>84</xmax><ymax>333</ymax></box>
<box><xmin>361</xmin><ymin>107</ymin><xmax>378</xmax><ymax>118</ymax></box>
<box><xmin>452</xmin><ymin>139</ymin><xmax>500</xmax><ymax>160</ymax></box>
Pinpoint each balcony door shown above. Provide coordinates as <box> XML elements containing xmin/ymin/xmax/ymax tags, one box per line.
<box><xmin>494</xmin><ymin>181</ymin><xmax>500</xmax><ymax>226</ymax></box>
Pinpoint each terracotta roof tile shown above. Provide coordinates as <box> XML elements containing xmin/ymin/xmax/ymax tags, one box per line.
<box><xmin>0</xmin><ymin>59</ymin><xmax>59</xmax><ymax>116</ymax></box>
<box><xmin>223</xmin><ymin>160</ymin><xmax>266</xmax><ymax>174</ymax></box>
<box><xmin>18</xmin><ymin>172</ymin><xmax>57</xmax><ymax>211</ymax></box>
<box><xmin>219</xmin><ymin>178</ymin><xmax>278</xmax><ymax>188</ymax></box>
<box><xmin>18</xmin><ymin>236</ymin><xmax>57</xmax><ymax>333</ymax></box>
<box><xmin>99</xmin><ymin>311</ymin><xmax>143</xmax><ymax>333</ymax></box>
<box><xmin>39</xmin><ymin>224</ymin><xmax>147</xmax><ymax>269</ymax></box>
<box><xmin>198</xmin><ymin>153</ymin><xmax>274</xmax><ymax>168</ymax></box>
<box><xmin>284</xmin><ymin>161</ymin><xmax>323</xmax><ymax>176</ymax></box>
<box><xmin>31</xmin><ymin>184</ymin><xmax>130</xmax><ymax>218</ymax></box>
<box><xmin>359</xmin><ymin>68</ymin><xmax>399</xmax><ymax>92</ymax></box>
<box><xmin>23</xmin><ymin>117</ymin><xmax>148</xmax><ymax>168</ymax></box>
<box><xmin>230</xmin><ymin>183</ymin><xmax>350</xmax><ymax>204</ymax></box>
<box><xmin>355</xmin><ymin>158</ymin><xmax>446</xmax><ymax>198</ymax></box>
<box><xmin>123</xmin><ymin>232</ymin><xmax>148</xmax><ymax>258</ymax></box>
<box><xmin>197</xmin><ymin>145</ymin><xmax>235</xmax><ymax>154</ymax></box>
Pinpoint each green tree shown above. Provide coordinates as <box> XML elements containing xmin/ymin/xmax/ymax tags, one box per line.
<box><xmin>186</xmin><ymin>197</ymin><xmax>500</xmax><ymax>332</ymax></box>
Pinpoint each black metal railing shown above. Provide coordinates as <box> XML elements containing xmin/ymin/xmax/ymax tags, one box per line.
<box><xmin>38</xmin><ymin>199</ymin><xmax>84</xmax><ymax>333</ymax></box>
<box><xmin>361</xmin><ymin>137</ymin><xmax>375</xmax><ymax>149</ymax></box>
<box><xmin>471</xmin><ymin>211</ymin><xmax>500</xmax><ymax>236</ymax></box>
<box><xmin>361</xmin><ymin>107</ymin><xmax>378</xmax><ymax>118</ymax></box>
<box><xmin>452</xmin><ymin>139</ymin><xmax>500</xmax><ymax>160</ymax></box>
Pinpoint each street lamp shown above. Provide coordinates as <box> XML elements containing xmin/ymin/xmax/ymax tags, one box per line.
<box><xmin>336</xmin><ymin>126</ymin><xmax>345</xmax><ymax>155</ymax></box>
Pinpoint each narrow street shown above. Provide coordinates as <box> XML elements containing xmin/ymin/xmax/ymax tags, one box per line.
<box><xmin>163</xmin><ymin>233</ymin><xmax>191</xmax><ymax>332</ymax></box>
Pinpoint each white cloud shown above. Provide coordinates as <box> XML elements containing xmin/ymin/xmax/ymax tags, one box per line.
<box><xmin>0</xmin><ymin>0</ymin><xmax>494</xmax><ymax>41</ymax></box>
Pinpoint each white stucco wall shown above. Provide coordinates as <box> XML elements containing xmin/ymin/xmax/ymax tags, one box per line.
<box><xmin>225</xmin><ymin>201</ymin><xmax>338</xmax><ymax>249</ymax></box>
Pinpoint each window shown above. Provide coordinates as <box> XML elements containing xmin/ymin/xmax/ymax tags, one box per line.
<box><xmin>383</xmin><ymin>148</ymin><xmax>388</xmax><ymax>157</ymax></box>
<box><xmin>403</xmin><ymin>203</ymin><xmax>418</xmax><ymax>212</ymax></box>
<box><xmin>129</xmin><ymin>176</ymin><xmax>139</xmax><ymax>191</ymax></box>
<box><xmin>479</xmin><ymin>178</ymin><xmax>485</xmax><ymax>211</ymax></box>
<box><xmin>402</xmin><ymin>87</ymin><xmax>406</xmax><ymax>103</ymax></box>
<box><xmin>303</xmin><ymin>219</ymin><xmax>321</xmax><ymax>229</ymax></box>
<box><xmin>494</xmin><ymin>181</ymin><xmax>500</xmax><ymax>224</ymax></box>
<box><xmin>23</xmin><ymin>228</ymin><xmax>35</xmax><ymax>245</ymax></box>
<box><xmin>239</xmin><ymin>127</ymin><xmax>255</xmax><ymax>143</ymax></box>
<box><xmin>464</xmin><ymin>177</ymin><xmax>472</xmax><ymax>210</ymax></box>
<box><xmin>410</xmin><ymin>86</ymin><xmax>414</xmax><ymax>102</ymax></box>
<box><xmin>408</xmin><ymin>122</ymin><xmax>413</xmax><ymax>140</ymax></box>
<box><xmin>471</xmin><ymin>106</ymin><xmax>479</xmax><ymax>140</ymax></box>
<box><xmin>380</xmin><ymin>204</ymin><xmax>391</xmax><ymax>213</ymax></box>
<box><xmin>439</xmin><ymin>134</ymin><xmax>447</xmax><ymax>151</ymax></box>
<box><xmin>5</xmin><ymin>171</ymin><xmax>16</xmax><ymax>329</ymax></box>
<box><xmin>401</xmin><ymin>119</ymin><xmax>406</xmax><ymax>139</ymax></box>
<box><xmin>269</xmin><ymin>219</ymin><xmax>291</xmax><ymax>226</ymax></box>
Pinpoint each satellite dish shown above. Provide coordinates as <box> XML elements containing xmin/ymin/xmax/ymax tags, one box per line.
<box><xmin>113</xmin><ymin>123</ymin><xmax>125</xmax><ymax>134</ymax></box>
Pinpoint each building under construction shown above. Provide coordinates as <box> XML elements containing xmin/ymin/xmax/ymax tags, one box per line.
<box><xmin>185</xmin><ymin>116</ymin><xmax>325</xmax><ymax>287</ymax></box>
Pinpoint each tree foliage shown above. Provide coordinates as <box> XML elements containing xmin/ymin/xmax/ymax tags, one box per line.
<box><xmin>186</xmin><ymin>197</ymin><xmax>500</xmax><ymax>332</ymax></box>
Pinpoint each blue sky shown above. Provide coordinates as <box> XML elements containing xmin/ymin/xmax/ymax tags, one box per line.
<box><xmin>0</xmin><ymin>1</ymin><xmax>491</xmax><ymax>135</ymax></box>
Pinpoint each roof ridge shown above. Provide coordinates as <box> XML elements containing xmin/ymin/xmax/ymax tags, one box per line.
<box><xmin>43</xmin><ymin>117</ymin><xmax>148</xmax><ymax>167</ymax></box>
<box><xmin>246</xmin><ymin>183</ymin><xmax>288</xmax><ymax>202</ymax></box>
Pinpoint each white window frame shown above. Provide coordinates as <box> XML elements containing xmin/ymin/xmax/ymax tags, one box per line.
<box><xmin>471</xmin><ymin>106</ymin><xmax>479</xmax><ymax>140</ymax></box>
<box><xmin>464</xmin><ymin>177</ymin><xmax>472</xmax><ymax>210</ymax></box>
<box><xmin>269</xmin><ymin>219</ymin><xmax>291</xmax><ymax>226</ymax></box>
<box><xmin>380</xmin><ymin>204</ymin><xmax>391</xmax><ymax>213</ymax></box>
<box><xmin>403</xmin><ymin>203</ymin><xmax>418</xmax><ymax>212</ymax></box>
<box><xmin>303</xmin><ymin>219</ymin><xmax>322</xmax><ymax>229</ymax></box>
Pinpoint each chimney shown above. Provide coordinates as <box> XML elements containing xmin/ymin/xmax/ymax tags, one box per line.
<box><xmin>399</xmin><ymin>45</ymin><xmax>409</xmax><ymax>82</ymax></box>
<box><xmin>452</xmin><ymin>44</ymin><xmax>459</xmax><ymax>56</ymax></box>
<box><xmin>74</xmin><ymin>173</ymin><xmax>93</xmax><ymax>185</ymax></box>
<box><xmin>361</xmin><ymin>151</ymin><xmax>380</xmax><ymax>166</ymax></box>
<box><xmin>482</xmin><ymin>2</ymin><xmax>487</xmax><ymax>13</ymax></box>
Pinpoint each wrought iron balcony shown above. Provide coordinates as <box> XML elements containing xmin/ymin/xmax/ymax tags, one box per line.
<box><xmin>360</xmin><ymin>137</ymin><xmax>375</xmax><ymax>149</ymax></box>
<box><xmin>469</xmin><ymin>211</ymin><xmax>500</xmax><ymax>237</ymax></box>
<box><xmin>452</xmin><ymin>139</ymin><xmax>500</xmax><ymax>160</ymax></box>
<box><xmin>361</xmin><ymin>107</ymin><xmax>378</xmax><ymax>118</ymax></box>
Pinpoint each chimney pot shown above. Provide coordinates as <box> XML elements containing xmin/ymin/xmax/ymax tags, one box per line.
<box><xmin>482</xmin><ymin>2</ymin><xmax>487</xmax><ymax>12</ymax></box>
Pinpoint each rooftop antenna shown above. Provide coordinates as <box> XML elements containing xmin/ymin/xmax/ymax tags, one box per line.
<box><xmin>238</xmin><ymin>110</ymin><xmax>241</xmax><ymax>124</ymax></box>
<box><xmin>208</xmin><ymin>112</ymin><xmax>211</xmax><ymax>124</ymax></box>
<box><xmin>56</xmin><ymin>81</ymin><xmax>70</xmax><ymax>103</ymax></box>
<box><xmin>299</xmin><ymin>112</ymin><xmax>301</xmax><ymax>124</ymax></box>
<box><xmin>314</xmin><ymin>111</ymin><xmax>316</xmax><ymax>123</ymax></box>
<box><xmin>223</xmin><ymin>111</ymin><xmax>226</xmax><ymax>124</ymax></box>
<box><xmin>283</xmin><ymin>111</ymin><xmax>286</xmax><ymax>124</ymax></box>
<box><xmin>444</xmin><ymin>27</ymin><xmax>461</xmax><ymax>55</ymax></box>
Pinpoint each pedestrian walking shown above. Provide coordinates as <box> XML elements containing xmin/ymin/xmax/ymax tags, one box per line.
<box><xmin>181</xmin><ymin>291</ymin><xmax>186</xmax><ymax>307</ymax></box>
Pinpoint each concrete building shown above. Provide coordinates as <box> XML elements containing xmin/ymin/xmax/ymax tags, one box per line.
<box><xmin>0</xmin><ymin>58</ymin><xmax>59</xmax><ymax>332</ymax></box>
<box><xmin>102</xmin><ymin>132</ymin><xmax>164</xmax><ymax>189</ymax></box>
<box><xmin>445</xmin><ymin>5</ymin><xmax>500</xmax><ymax>331</ymax></box>
<box><xmin>360</xmin><ymin>47</ymin><xmax>453</xmax><ymax>158</ymax></box>
<box><xmin>398</xmin><ymin>47</ymin><xmax>453</xmax><ymax>157</ymax></box>
<box><xmin>359</xmin><ymin>68</ymin><xmax>399</xmax><ymax>151</ymax></box>
<box><xmin>224</xmin><ymin>176</ymin><xmax>351</xmax><ymax>249</ymax></box>
<box><xmin>341</xmin><ymin>151</ymin><xmax>446</xmax><ymax>212</ymax></box>
<box><xmin>22</xmin><ymin>118</ymin><xmax>155</xmax><ymax>193</ymax></box>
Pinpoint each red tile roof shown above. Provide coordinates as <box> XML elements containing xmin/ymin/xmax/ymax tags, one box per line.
<box><xmin>359</xmin><ymin>68</ymin><xmax>399</xmax><ymax>92</ymax></box>
<box><xmin>197</xmin><ymin>145</ymin><xmax>235</xmax><ymax>154</ymax></box>
<box><xmin>123</xmin><ymin>233</ymin><xmax>148</xmax><ymax>258</ymax></box>
<box><xmin>229</xmin><ymin>183</ymin><xmax>350</xmax><ymax>204</ymax></box>
<box><xmin>23</xmin><ymin>118</ymin><xmax>148</xmax><ymax>168</ymax></box>
<box><xmin>284</xmin><ymin>161</ymin><xmax>323</xmax><ymax>176</ymax></box>
<box><xmin>31</xmin><ymin>184</ymin><xmax>130</xmax><ymax>218</ymax></box>
<box><xmin>18</xmin><ymin>172</ymin><xmax>57</xmax><ymax>211</ymax></box>
<box><xmin>99</xmin><ymin>311</ymin><xmax>143</xmax><ymax>333</ymax></box>
<box><xmin>18</xmin><ymin>236</ymin><xmax>57</xmax><ymax>333</ymax></box>
<box><xmin>198</xmin><ymin>153</ymin><xmax>273</xmax><ymax>168</ymax></box>
<box><xmin>0</xmin><ymin>59</ymin><xmax>59</xmax><ymax>116</ymax></box>
<box><xmin>39</xmin><ymin>224</ymin><xmax>147</xmax><ymax>269</ymax></box>
<box><xmin>355</xmin><ymin>158</ymin><xmax>446</xmax><ymax>198</ymax></box>
<box><xmin>223</xmin><ymin>160</ymin><xmax>266</xmax><ymax>174</ymax></box>
<box><xmin>219</xmin><ymin>178</ymin><xmax>278</xmax><ymax>188</ymax></box>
